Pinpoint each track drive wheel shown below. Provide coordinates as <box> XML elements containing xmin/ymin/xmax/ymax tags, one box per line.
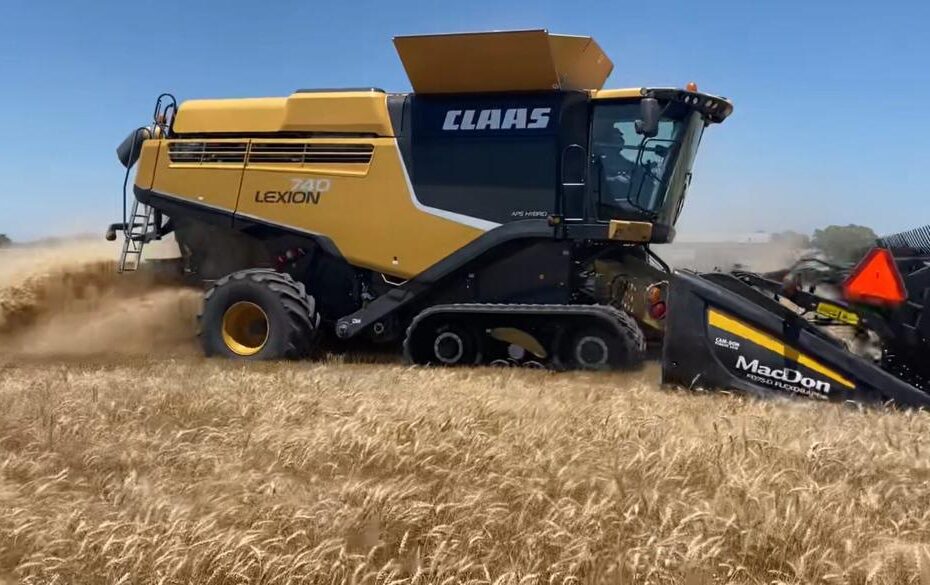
<box><xmin>406</xmin><ymin>321</ymin><xmax>481</xmax><ymax>366</ymax></box>
<box><xmin>565</xmin><ymin>312</ymin><xmax>645</xmax><ymax>370</ymax></box>
<box><xmin>199</xmin><ymin>268</ymin><xmax>319</xmax><ymax>360</ymax></box>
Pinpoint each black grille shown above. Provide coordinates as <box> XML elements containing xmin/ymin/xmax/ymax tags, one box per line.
<box><xmin>879</xmin><ymin>225</ymin><xmax>930</xmax><ymax>255</ymax></box>
<box><xmin>248</xmin><ymin>143</ymin><xmax>373</xmax><ymax>165</ymax></box>
<box><xmin>168</xmin><ymin>141</ymin><xmax>247</xmax><ymax>164</ymax></box>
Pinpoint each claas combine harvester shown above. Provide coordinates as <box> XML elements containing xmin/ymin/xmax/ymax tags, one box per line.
<box><xmin>109</xmin><ymin>30</ymin><xmax>930</xmax><ymax>408</ymax></box>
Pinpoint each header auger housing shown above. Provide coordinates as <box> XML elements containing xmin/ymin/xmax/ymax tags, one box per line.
<box><xmin>663</xmin><ymin>228</ymin><xmax>930</xmax><ymax>408</ymax></box>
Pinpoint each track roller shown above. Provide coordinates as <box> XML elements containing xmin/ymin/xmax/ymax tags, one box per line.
<box><xmin>562</xmin><ymin>311</ymin><xmax>645</xmax><ymax>370</ymax></box>
<box><xmin>404</xmin><ymin>319</ymin><xmax>482</xmax><ymax>366</ymax></box>
<box><xmin>404</xmin><ymin>303</ymin><xmax>645</xmax><ymax>370</ymax></box>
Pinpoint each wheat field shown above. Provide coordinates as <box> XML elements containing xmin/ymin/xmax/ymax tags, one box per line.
<box><xmin>2</xmin><ymin>243</ymin><xmax>930</xmax><ymax>584</ymax></box>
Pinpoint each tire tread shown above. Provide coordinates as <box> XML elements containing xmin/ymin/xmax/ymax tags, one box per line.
<box><xmin>198</xmin><ymin>268</ymin><xmax>318</xmax><ymax>360</ymax></box>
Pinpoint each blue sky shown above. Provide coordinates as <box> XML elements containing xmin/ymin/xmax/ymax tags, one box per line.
<box><xmin>1</xmin><ymin>0</ymin><xmax>927</xmax><ymax>241</ymax></box>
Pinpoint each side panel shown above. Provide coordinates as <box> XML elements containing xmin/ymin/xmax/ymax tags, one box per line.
<box><xmin>172</xmin><ymin>98</ymin><xmax>287</xmax><ymax>134</ymax></box>
<box><xmin>406</xmin><ymin>93</ymin><xmax>563</xmax><ymax>224</ymax></box>
<box><xmin>146</xmin><ymin>94</ymin><xmax>576</xmax><ymax>281</ymax></box>
<box><xmin>233</xmin><ymin>137</ymin><xmax>485</xmax><ymax>279</ymax></box>
<box><xmin>282</xmin><ymin>92</ymin><xmax>393</xmax><ymax>135</ymax></box>
<box><xmin>705</xmin><ymin>308</ymin><xmax>853</xmax><ymax>399</ymax></box>
<box><xmin>172</xmin><ymin>92</ymin><xmax>393</xmax><ymax>136</ymax></box>
<box><xmin>662</xmin><ymin>271</ymin><xmax>930</xmax><ymax>408</ymax></box>
<box><xmin>430</xmin><ymin>240</ymin><xmax>573</xmax><ymax>306</ymax></box>
<box><xmin>147</xmin><ymin>138</ymin><xmax>247</xmax><ymax>220</ymax></box>
<box><xmin>133</xmin><ymin>140</ymin><xmax>161</xmax><ymax>189</ymax></box>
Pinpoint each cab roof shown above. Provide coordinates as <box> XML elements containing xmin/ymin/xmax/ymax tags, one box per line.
<box><xmin>394</xmin><ymin>30</ymin><xmax>613</xmax><ymax>94</ymax></box>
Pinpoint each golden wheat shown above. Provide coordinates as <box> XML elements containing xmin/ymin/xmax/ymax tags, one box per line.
<box><xmin>3</xmin><ymin>243</ymin><xmax>930</xmax><ymax>584</ymax></box>
<box><xmin>1</xmin><ymin>358</ymin><xmax>930</xmax><ymax>584</ymax></box>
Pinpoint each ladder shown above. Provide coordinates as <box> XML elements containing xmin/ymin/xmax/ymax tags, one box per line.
<box><xmin>118</xmin><ymin>197</ymin><xmax>156</xmax><ymax>272</ymax></box>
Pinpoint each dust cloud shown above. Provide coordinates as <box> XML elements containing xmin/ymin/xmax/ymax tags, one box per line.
<box><xmin>656</xmin><ymin>239</ymin><xmax>803</xmax><ymax>274</ymax></box>
<box><xmin>0</xmin><ymin>239</ymin><xmax>200</xmax><ymax>359</ymax></box>
<box><xmin>0</xmin><ymin>235</ymin><xmax>806</xmax><ymax>362</ymax></box>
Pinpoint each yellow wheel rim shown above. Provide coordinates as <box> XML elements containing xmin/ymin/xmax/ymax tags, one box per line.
<box><xmin>221</xmin><ymin>301</ymin><xmax>269</xmax><ymax>356</ymax></box>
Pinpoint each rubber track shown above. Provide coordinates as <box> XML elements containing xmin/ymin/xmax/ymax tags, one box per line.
<box><xmin>198</xmin><ymin>268</ymin><xmax>319</xmax><ymax>359</ymax></box>
<box><xmin>403</xmin><ymin>303</ymin><xmax>645</xmax><ymax>366</ymax></box>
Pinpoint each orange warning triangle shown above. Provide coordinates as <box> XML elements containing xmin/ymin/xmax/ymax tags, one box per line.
<box><xmin>843</xmin><ymin>248</ymin><xmax>907</xmax><ymax>306</ymax></box>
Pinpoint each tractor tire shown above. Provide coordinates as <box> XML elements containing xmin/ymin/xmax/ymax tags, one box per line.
<box><xmin>198</xmin><ymin>268</ymin><xmax>319</xmax><ymax>360</ymax></box>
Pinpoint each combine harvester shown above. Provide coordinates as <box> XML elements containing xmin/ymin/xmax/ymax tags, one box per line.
<box><xmin>107</xmin><ymin>30</ymin><xmax>930</xmax><ymax>408</ymax></box>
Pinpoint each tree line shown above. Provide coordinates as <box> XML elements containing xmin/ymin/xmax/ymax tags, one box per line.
<box><xmin>772</xmin><ymin>225</ymin><xmax>878</xmax><ymax>264</ymax></box>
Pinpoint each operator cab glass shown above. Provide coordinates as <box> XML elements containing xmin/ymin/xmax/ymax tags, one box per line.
<box><xmin>590</xmin><ymin>100</ymin><xmax>705</xmax><ymax>230</ymax></box>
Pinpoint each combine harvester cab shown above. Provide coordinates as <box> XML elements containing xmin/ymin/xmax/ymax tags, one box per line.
<box><xmin>662</xmin><ymin>228</ymin><xmax>930</xmax><ymax>408</ymax></box>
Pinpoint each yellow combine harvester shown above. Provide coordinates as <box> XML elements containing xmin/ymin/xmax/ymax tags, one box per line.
<box><xmin>110</xmin><ymin>30</ymin><xmax>732</xmax><ymax>369</ymax></box>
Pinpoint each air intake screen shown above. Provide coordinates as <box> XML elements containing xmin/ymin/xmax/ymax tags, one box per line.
<box><xmin>248</xmin><ymin>143</ymin><xmax>373</xmax><ymax>165</ymax></box>
<box><xmin>168</xmin><ymin>141</ymin><xmax>248</xmax><ymax>164</ymax></box>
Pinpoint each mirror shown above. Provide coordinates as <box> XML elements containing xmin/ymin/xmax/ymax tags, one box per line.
<box><xmin>635</xmin><ymin>97</ymin><xmax>660</xmax><ymax>138</ymax></box>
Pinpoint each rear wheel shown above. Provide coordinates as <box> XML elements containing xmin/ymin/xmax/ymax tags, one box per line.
<box><xmin>199</xmin><ymin>269</ymin><xmax>319</xmax><ymax>360</ymax></box>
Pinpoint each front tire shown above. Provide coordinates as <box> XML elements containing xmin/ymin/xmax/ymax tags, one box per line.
<box><xmin>198</xmin><ymin>269</ymin><xmax>319</xmax><ymax>360</ymax></box>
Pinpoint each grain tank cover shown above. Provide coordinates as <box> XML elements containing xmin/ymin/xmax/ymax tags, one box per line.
<box><xmin>393</xmin><ymin>30</ymin><xmax>614</xmax><ymax>94</ymax></box>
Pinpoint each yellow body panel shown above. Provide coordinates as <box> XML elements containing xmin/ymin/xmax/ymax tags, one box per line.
<box><xmin>394</xmin><ymin>30</ymin><xmax>612</xmax><ymax>93</ymax></box>
<box><xmin>150</xmin><ymin>138</ymin><xmax>246</xmax><ymax>214</ymax></box>
<box><xmin>608</xmin><ymin>220</ymin><xmax>653</xmax><ymax>242</ymax></box>
<box><xmin>282</xmin><ymin>92</ymin><xmax>393</xmax><ymax>135</ymax></box>
<box><xmin>140</xmin><ymin>137</ymin><xmax>486</xmax><ymax>278</ymax></box>
<box><xmin>172</xmin><ymin>98</ymin><xmax>287</xmax><ymax>134</ymax></box>
<box><xmin>172</xmin><ymin>92</ymin><xmax>394</xmax><ymax>136</ymax></box>
<box><xmin>134</xmin><ymin>141</ymin><xmax>160</xmax><ymax>189</ymax></box>
<box><xmin>235</xmin><ymin>139</ymin><xmax>483</xmax><ymax>278</ymax></box>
